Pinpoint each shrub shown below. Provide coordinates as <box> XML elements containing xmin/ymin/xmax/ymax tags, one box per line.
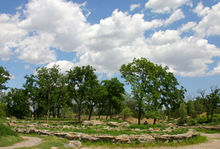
<box><xmin>0</xmin><ymin>123</ymin><xmax>17</xmax><ymax>136</ymax></box>
<box><xmin>120</xmin><ymin>107</ymin><xmax>133</xmax><ymax>121</ymax></box>
<box><xmin>187</xmin><ymin>118</ymin><xmax>197</xmax><ymax>126</ymax></box>
<box><xmin>0</xmin><ymin>103</ymin><xmax>6</xmax><ymax>118</ymax></box>
<box><xmin>197</xmin><ymin>116</ymin><xmax>207</xmax><ymax>124</ymax></box>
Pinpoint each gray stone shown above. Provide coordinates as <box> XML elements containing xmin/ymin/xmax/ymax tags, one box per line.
<box><xmin>65</xmin><ymin>141</ymin><xmax>82</xmax><ymax>149</ymax></box>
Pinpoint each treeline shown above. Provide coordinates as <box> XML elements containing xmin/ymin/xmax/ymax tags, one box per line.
<box><xmin>0</xmin><ymin>58</ymin><xmax>220</xmax><ymax>125</ymax></box>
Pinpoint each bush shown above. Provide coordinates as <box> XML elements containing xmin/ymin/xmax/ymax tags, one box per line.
<box><xmin>120</xmin><ymin>107</ymin><xmax>133</xmax><ymax>121</ymax></box>
<box><xmin>187</xmin><ymin>118</ymin><xmax>197</xmax><ymax>126</ymax></box>
<box><xmin>177</xmin><ymin>118</ymin><xmax>187</xmax><ymax>125</ymax></box>
<box><xmin>197</xmin><ymin>116</ymin><xmax>207</xmax><ymax>124</ymax></box>
<box><xmin>0</xmin><ymin>123</ymin><xmax>17</xmax><ymax>136</ymax></box>
<box><xmin>0</xmin><ymin>103</ymin><xmax>6</xmax><ymax>118</ymax></box>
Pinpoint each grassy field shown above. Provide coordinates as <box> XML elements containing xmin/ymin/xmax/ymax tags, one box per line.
<box><xmin>0</xmin><ymin>120</ymin><xmax>24</xmax><ymax>147</ymax></box>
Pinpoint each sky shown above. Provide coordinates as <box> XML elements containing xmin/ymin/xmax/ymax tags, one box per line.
<box><xmin>0</xmin><ymin>0</ymin><xmax>220</xmax><ymax>96</ymax></box>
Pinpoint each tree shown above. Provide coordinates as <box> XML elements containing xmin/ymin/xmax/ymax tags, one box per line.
<box><xmin>120</xmin><ymin>58</ymin><xmax>184</xmax><ymax>124</ymax></box>
<box><xmin>187</xmin><ymin>100</ymin><xmax>196</xmax><ymax>118</ymax></box>
<box><xmin>0</xmin><ymin>66</ymin><xmax>10</xmax><ymax>91</ymax></box>
<box><xmin>67</xmin><ymin>65</ymin><xmax>98</xmax><ymax>122</ymax></box>
<box><xmin>120</xmin><ymin>106</ymin><xmax>133</xmax><ymax>121</ymax></box>
<box><xmin>36</xmin><ymin>65</ymin><xmax>61</xmax><ymax>122</ymax></box>
<box><xmin>2</xmin><ymin>88</ymin><xmax>30</xmax><ymax>119</ymax></box>
<box><xmin>207</xmin><ymin>87</ymin><xmax>220</xmax><ymax>122</ymax></box>
<box><xmin>177</xmin><ymin>102</ymin><xmax>187</xmax><ymax>125</ymax></box>
<box><xmin>101</xmin><ymin>78</ymin><xmax>125</xmax><ymax>119</ymax></box>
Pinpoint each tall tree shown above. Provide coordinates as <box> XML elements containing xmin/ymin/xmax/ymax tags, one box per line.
<box><xmin>2</xmin><ymin>88</ymin><xmax>30</xmax><ymax>119</ymax></box>
<box><xmin>102</xmin><ymin>78</ymin><xmax>125</xmax><ymax>119</ymax></box>
<box><xmin>120</xmin><ymin>58</ymin><xmax>184</xmax><ymax>124</ymax></box>
<box><xmin>67</xmin><ymin>65</ymin><xmax>98</xmax><ymax>122</ymax></box>
<box><xmin>36</xmin><ymin>65</ymin><xmax>61</xmax><ymax>122</ymax></box>
<box><xmin>0</xmin><ymin>66</ymin><xmax>10</xmax><ymax>91</ymax></box>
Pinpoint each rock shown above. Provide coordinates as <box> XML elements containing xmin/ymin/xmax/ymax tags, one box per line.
<box><xmin>107</xmin><ymin>121</ymin><xmax>119</xmax><ymax>127</ymax></box>
<box><xmin>115</xmin><ymin>135</ymin><xmax>131</xmax><ymax>143</ymax></box>
<box><xmin>153</xmin><ymin>128</ymin><xmax>161</xmax><ymax>132</ymax></box>
<box><xmin>164</xmin><ymin>127</ymin><xmax>172</xmax><ymax>132</ymax></box>
<box><xmin>96</xmin><ymin>135</ymin><xmax>115</xmax><ymax>142</ymax></box>
<box><xmin>54</xmin><ymin>132</ymin><xmax>69</xmax><ymax>137</ymax></box>
<box><xmin>81</xmin><ymin>134</ymin><xmax>98</xmax><ymax>142</ymax></box>
<box><xmin>65</xmin><ymin>133</ymin><xmax>81</xmax><ymax>140</ymax></box>
<box><xmin>149</xmin><ymin>128</ymin><xmax>154</xmax><ymax>131</ymax></box>
<box><xmin>119</xmin><ymin>122</ymin><xmax>130</xmax><ymax>127</ymax></box>
<box><xmin>82</xmin><ymin>120</ymin><xmax>104</xmax><ymax>126</ymax></box>
<box><xmin>168</xmin><ymin>123</ymin><xmax>174</xmax><ymax>127</ymax></box>
<box><xmin>130</xmin><ymin>134</ymin><xmax>155</xmax><ymax>143</ymax></box>
<box><xmin>51</xmin><ymin>147</ymin><xmax>59</xmax><ymax>149</ymax></box>
<box><xmin>65</xmin><ymin>141</ymin><xmax>82</xmax><ymax>149</ymax></box>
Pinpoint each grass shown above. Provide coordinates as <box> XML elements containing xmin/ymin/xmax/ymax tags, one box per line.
<box><xmin>128</xmin><ymin>123</ymin><xmax>167</xmax><ymax>130</ymax></box>
<box><xmin>83</xmin><ymin>135</ymin><xmax>208</xmax><ymax>148</ymax></box>
<box><xmin>19</xmin><ymin>134</ymin><xmax>69</xmax><ymax>149</ymax></box>
<box><xmin>0</xmin><ymin>135</ymin><xmax>24</xmax><ymax>147</ymax></box>
<box><xmin>195</xmin><ymin>128</ymin><xmax>220</xmax><ymax>133</ymax></box>
<box><xmin>0</xmin><ymin>121</ymin><xmax>24</xmax><ymax>147</ymax></box>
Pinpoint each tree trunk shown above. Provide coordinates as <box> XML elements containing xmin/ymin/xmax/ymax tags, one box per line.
<box><xmin>88</xmin><ymin>106</ymin><xmax>93</xmax><ymax>120</ymax></box>
<box><xmin>153</xmin><ymin>118</ymin><xmax>157</xmax><ymax>124</ymax></box>
<box><xmin>211</xmin><ymin>107</ymin><xmax>214</xmax><ymax>122</ymax></box>
<box><xmin>47</xmin><ymin>90</ymin><xmax>51</xmax><ymax>123</ymax></box>
<box><xmin>78</xmin><ymin>103</ymin><xmax>81</xmax><ymax>122</ymax></box>
<box><xmin>138</xmin><ymin>103</ymin><xmax>141</xmax><ymax>125</ymax></box>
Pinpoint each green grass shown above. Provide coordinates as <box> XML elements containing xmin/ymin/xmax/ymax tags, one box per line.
<box><xmin>0</xmin><ymin>121</ymin><xmax>24</xmax><ymax>147</ymax></box>
<box><xmin>19</xmin><ymin>134</ymin><xmax>69</xmax><ymax>149</ymax></box>
<box><xmin>83</xmin><ymin>135</ymin><xmax>207</xmax><ymax>148</ymax></box>
<box><xmin>195</xmin><ymin>128</ymin><xmax>220</xmax><ymax>133</ymax></box>
<box><xmin>0</xmin><ymin>122</ymin><xmax>17</xmax><ymax>136</ymax></box>
<box><xmin>128</xmin><ymin>124</ymin><xmax>167</xmax><ymax>130</ymax></box>
<box><xmin>0</xmin><ymin>135</ymin><xmax>24</xmax><ymax>147</ymax></box>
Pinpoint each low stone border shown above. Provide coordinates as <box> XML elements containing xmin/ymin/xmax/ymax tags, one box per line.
<box><xmin>14</xmin><ymin>127</ymin><xmax>198</xmax><ymax>144</ymax></box>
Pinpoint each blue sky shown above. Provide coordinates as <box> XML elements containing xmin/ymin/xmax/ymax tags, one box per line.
<box><xmin>0</xmin><ymin>0</ymin><xmax>220</xmax><ymax>96</ymax></box>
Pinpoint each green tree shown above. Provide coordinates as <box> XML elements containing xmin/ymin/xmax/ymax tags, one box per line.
<box><xmin>102</xmin><ymin>78</ymin><xmax>125</xmax><ymax>119</ymax></box>
<box><xmin>36</xmin><ymin>65</ymin><xmax>61</xmax><ymax>122</ymax></box>
<box><xmin>2</xmin><ymin>88</ymin><xmax>30</xmax><ymax>119</ymax></box>
<box><xmin>120</xmin><ymin>58</ymin><xmax>184</xmax><ymax>124</ymax></box>
<box><xmin>0</xmin><ymin>66</ymin><xmax>10</xmax><ymax>91</ymax></box>
<box><xmin>187</xmin><ymin>100</ymin><xmax>196</xmax><ymax>118</ymax></box>
<box><xmin>66</xmin><ymin>65</ymin><xmax>98</xmax><ymax>122</ymax></box>
<box><xmin>120</xmin><ymin>106</ymin><xmax>133</xmax><ymax>121</ymax></box>
<box><xmin>178</xmin><ymin>102</ymin><xmax>187</xmax><ymax>125</ymax></box>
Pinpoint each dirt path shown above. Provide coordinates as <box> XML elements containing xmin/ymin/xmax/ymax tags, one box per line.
<box><xmin>0</xmin><ymin>136</ymin><xmax>42</xmax><ymax>149</ymax></box>
<box><xmin>83</xmin><ymin>133</ymin><xmax>220</xmax><ymax>149</ymax></box>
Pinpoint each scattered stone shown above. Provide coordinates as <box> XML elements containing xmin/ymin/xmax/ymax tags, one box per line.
<box><xmin>119</xmin><ymin>122</ymin><xmax>130</xmax><ymax>127</ymax></box>
<box><xmin>130</xmin><ymin>134</ymin><xmax>155</xmax><ymax>143</ymax></box>
<box><xmin>107</xmin><ymin>121</ymin><xmax>119</xmax><ymax>127</ymax></box>
<box><xmin>51</xmin><ymin>147</ymin><xmax>59</xmax><ymax>149</ymax></box>
<box><xmin>149</xmin><ymin>128</ymin><xmax>154</xmax><ymax>131</ymax></box>
<box><xmin>168</xmin><ymin>123</ymin><xmax>174</xmax><ymax>127</ymax></box>
<box><xmin>65</xmin><ymin>141</ymin><xmax>82</xmax><ymax>149</ymax></box>
<box><xmin>115</xmin><ymin>135</ymin><xmax>131</xmax><ymax>143</ymax></box>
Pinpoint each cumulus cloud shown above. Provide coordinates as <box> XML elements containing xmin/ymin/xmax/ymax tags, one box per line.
<box><xmin>145</xmin><ymin>0</ymin><xmax>188</xmax><ymax>13</ymax></box>
<box><xmin>0</xmin><ymin>13</ymin><xmax>26</xmax><ymax>61</ymax></box>
<box><xmin>0</xmin><ymin>0</ymin><xmax>220</xmax><ymax>77</ymax></box>
<box><xmin>164</xmin><ymin>9</ymin><xmax>185</xmax><ymax>25</ymax></box>
<box><xmin>193</xmin><ymin>2</ymin><xmax>210</xmax><ymax>17</ymax></box>
<box><xmin>46</xmin><ymin>60</ymin><xmax>75</xmax><ymax>74</ymax></box>
<box><xmin>179</xmin><ymin>21</ymin><xmax>197</xmax><ymax>33</ymax></box>
<box><xmin>130</xmin><ymin>4</ymin><xmax>141</xmax><ymax>11</ymax></box>
<box><xmin>194</xmin><ymin>2</ymin><xmax>220</xmax><ymax>37</ymax></box>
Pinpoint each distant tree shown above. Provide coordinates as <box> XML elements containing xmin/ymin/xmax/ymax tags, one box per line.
<box><xmin>102</xmin><ymin>78</ymin><xmax>125</xmax><ymax>119</ymax></box>
<box><xmin>187</xmin><ymin>100</ymin><xmax>196</xmax><ymax>118</ymax></box>
<box><xmin>120</xmin><ymin>58</ymin><xmax>184</xmax><ymax>124</ymax></box>
<box><xmin>0</xmin><ymin>66</ymin><xmax>10</xmax><ymax>91</ymax></box>
<box><xmin>66</xmin><ymin>65</ymin><xmax>98</xmax><ymax>122</ymax></box>
<box><xmin>3</xmin><ymin>88</ymin><xmax>30</xmax><ymax>119</ymax></box>
<box><xmin>207</xmin><ymin>87</ymin><xmax>220</xmax><ymax>122</ymax></box>
<box><xmin>178</xmin><ymin>102</ymin><xmax>187</xmax><ymax>125</ymax></box>
<box><xmin>120</xmin><ymin>106</ymin><xmax>133</xmax><ymax>121</ymax></box>
<box><xmin>36</xmin><ymin>65</ymin><xmax>61</xmax><ymax>122</ymax></box>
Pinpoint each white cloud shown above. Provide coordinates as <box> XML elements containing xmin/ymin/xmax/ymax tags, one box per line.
<box><xmin>208</xmin><ymin>62</ymin><xmax>220</xmax><ymax>76</ymax></box>
<box><xmin>193</xmin><ymin>2</ymin><xmax>210</xmax><ymax>17</ymax></box>
<box><xmin>130</xmin><ymin>4</ymin><xmax>141</xmax><ymax>11</ymax></box>
<box><xmin>0</xmin><ymin>13</ymin><xmax>26</xmax><ymax>61</ymax></box>
<box><xmin>15</xmin><ymin>33</ymin><xmax>56</xmax><ymax>64</ymax></box>
<box><xmin>46</xmin><ymin>60</ymin><xmax>75</xmax><ymax>74</ymax></box>
<box><xmin>145</xmin><ymin>0</ymin><xmax>188</xmax><ymax>13</ymax></box>
<box><xmin>179</xmin><ymin>21</ymin><xmax>197</xmax><ymax>33</ymax></box>
<box><xmin>19</xmin><ymin>0</ymin><xmax>89</xmax><ymax>52</ymax></box>
<box><xmin>164</xmin><ymin>9</ymin><xmax>185</xmax><ymax>25</ymax></box>
<box><xmin>194</xmin><ymin>2</ymin><xmax>220</xmax><ymax>37</ymax></box>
